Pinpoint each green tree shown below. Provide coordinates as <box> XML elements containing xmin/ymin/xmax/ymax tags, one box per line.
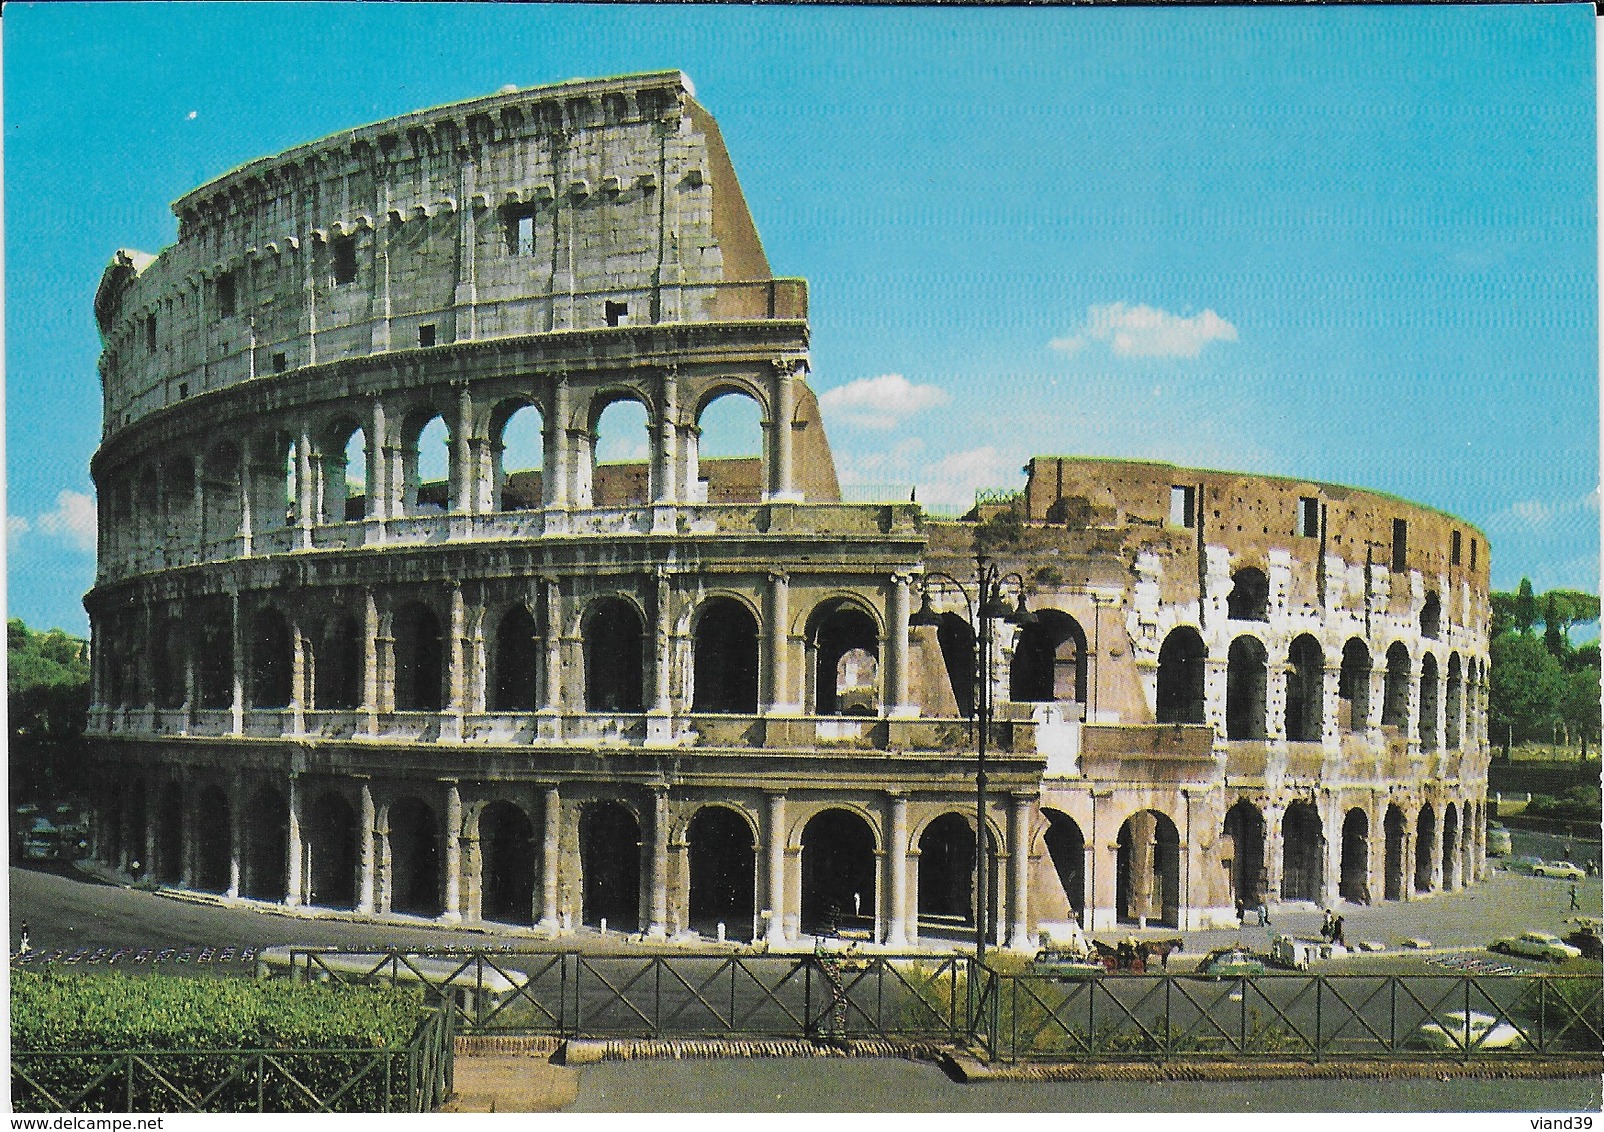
<box><xmin>1488</xmin><ymin>630</ymin><xmax>1566</xmax><ymax>753</ymax></box>
<box><xmin>1545</xmin><ymin>593</ymin><xmax>1569</xmax><ymax>659</ymax></box>
<box><xmin>1513</xmin><ymin>578</ymin><xmax>1539</xmax><ymax>635</ymax></box>
<box><xmin>7</xmin><ymin>618</ymin><xmax>91</xmax><ymax>797</ymax></box>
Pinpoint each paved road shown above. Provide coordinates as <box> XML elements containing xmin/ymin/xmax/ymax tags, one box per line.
<box><xmin>566</xmin><ymin>1056</ymin><xmax>1603</xmax><ymax>1112</ymax></box>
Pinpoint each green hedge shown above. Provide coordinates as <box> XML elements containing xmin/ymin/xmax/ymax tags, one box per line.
<box><xmin>12</xmin><ymin>970</ymin><xmax>427</xmax><ymax>1112</ymax></box>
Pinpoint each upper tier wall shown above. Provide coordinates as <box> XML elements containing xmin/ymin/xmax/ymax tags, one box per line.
<box><xmin>93</xmin><ymin>71</ymin><xmax>801</xmax><ymax>435</ymax></box>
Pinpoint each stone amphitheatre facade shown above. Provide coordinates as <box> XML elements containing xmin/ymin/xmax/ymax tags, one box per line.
<box><xmin>84</xmin><ymin>72</ymin><xmax>1492</xmax><ymax>946</ymax></box>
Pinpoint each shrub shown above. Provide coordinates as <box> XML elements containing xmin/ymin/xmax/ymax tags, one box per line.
<box><xmin>11</xmin><ymin>970</ymin><xmax>427</xmax><ymax>1112</ymax></box>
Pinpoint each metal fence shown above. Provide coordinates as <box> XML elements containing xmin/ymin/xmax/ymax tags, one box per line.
<box><xmin>969</xmin><ymin>968</ymin><xmax>1604</xmax><ymax>1064</ymax></box>
<box><xmin>281</xmin><ymin>948</ymin><xmax>1601</xmax><ymax>1067</ymax></box>
<box><xmin>11</xmin><ymin>1006</ymin><xmax>454</xmax><ymax>1113</ymax></box>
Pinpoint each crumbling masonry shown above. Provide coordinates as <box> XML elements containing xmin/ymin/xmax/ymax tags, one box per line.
<box><xmin>84</xmin><ymin>72</ymin><xmax>1492</xmax><ymax>944</ymax></box>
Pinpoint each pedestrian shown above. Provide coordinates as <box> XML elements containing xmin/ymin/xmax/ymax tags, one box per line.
<box><xmin>852</xmin><ymin>891</ymin><xmax>861</xmax><ymax>920</ymax></box>
<box><xmin>18</xmin><ymin>921</ymin><xmax>29</xmax><ymax>954</ymax></box>
<box><xmin>1333</xmin><ymin>916</ymin><xmax>1346</xmax><ymax>947</ymax></box>
<box><xmin>1235</xmin><ymin>897</ymin><xmax>1245</xmax><ymax>926</ymax></box>
<box><xmin>1320</xmin><ymin>909</ymin><xmax>1335</xmax><ymax>941</ymax></box>
<box><xmin>1257</xmin><ymin>902</ymin><xmax>1270</xmax><ymax>927</ymax></box>
<box><xmin>1570</xmin><ymin>884</ymin><xmax>1580</xmax><ymax>912</ymax></box>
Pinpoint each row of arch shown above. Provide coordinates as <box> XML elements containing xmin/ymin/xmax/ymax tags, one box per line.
<box><xmin>1157</xmin><ymin>627</ymin><xmax>1485</xmax><ymax>750</ymax></box>
<box><xmin>1224</xmin><ymin>566</ymin><xmax>1450</xmax><ymax>642</ymax></box>
<box><xmin>100</xmin><ymin>378</ymin><xmax>788</xmax><ymax>572</ymax></box>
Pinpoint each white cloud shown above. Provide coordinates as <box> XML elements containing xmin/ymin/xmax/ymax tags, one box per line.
<box><xmin>818</xmin><ymin>373</ymin><xmax>950</xmax><ymax>429</ymax></box>
<box><xmin>13</xmin><ymin>490</ymin><xmax>97</xmax><ymax>552</ymax></box>
<box><xmin>837</xmin><ymin>442</ymin><xmax>1015</xmax><ymax>508</ymax></box>
<box><xmin>1487</xmin><ymin>488</ymin><xmax>1599</xmax><ymax>534</ymax></box>
<box><xmin>1052</xmin><ymin>302</ymin><xmax>1239</xmax><ymax>359</ymax></box>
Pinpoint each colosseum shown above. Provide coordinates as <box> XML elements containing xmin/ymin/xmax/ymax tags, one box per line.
<box><xmin>82</xmin><ymin>71</ymin><xmax>1492</xmax><ymax>947</ymax></box>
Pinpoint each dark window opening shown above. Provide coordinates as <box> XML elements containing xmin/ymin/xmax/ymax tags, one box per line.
<box><xmin>687</xmin><ymin>806</ymin><xmax>756</xmax><ymax>941</ymax></box>
<box><xmin>1470</xmin><ymin>538</ymin><xmax>1478</xmax><ymax>569</ymax></box>
<box><xmin>492</xmin><ymin>605</ymin><xmax>540</xmax><ymax>712</ymax></box>
<box><xmin>332</xmin><ymin>235</ymin><xmax>358</xmax><ymax>285</ymax></box>
<box><xmin>1391</xmin><ymin>519</ymin><xmax>1408</xmax><ymax>572</ymax></box>
<box><xmin>584</xmin><ymin>598</ymin><xmax>645</xmax><ymax>712</ymax></box>
<box><xmin>1009</xmin><ymin>610</ymin><xmax>1087</xmax><ymax>707</ymax></box>
<box><xmin>418</xmin><ymin>324</ymin><xmax>436</xmax><ymax>348</ymax></box>
<box><xmin>605</xmin><ymin>300</ymin><xmax>629</xmax><ymax>327</ymax></box>
<box><xmin>178</xmin><ymin>383</ymin><xmax>189</xmax><ymax>400</ymax></box>
<box><xmin>1227</xmin><ymin>568</ymin><xmax>1269</xmax><ymax>621</ymax></box>
<box><xmin>393</xmin><ymin>602</ymin><xmax>444</xmax><ymax>712</ymax></box>
<box><xmin>146</xmin><ymin>315</ymin><xmax>157</xmax><ymax>353</ymax></box>
<box><xmin>218</xmin><ymin>272</ymin><xmax>237</xmax><ymax>318</ymax></box>
<box><xmin>692</xmin><ymin>599</ymin><xmax>760</xmax><ymax>713</ymax></box>
<box><xmin>1297</xmin><ymin>496</ymin><xmax>1319</xmax><ymax>538</ymax></box>
<box><xmin>1155</xmin><ymin>627</ymin><xmax>1206</xmax><ymax>724</ymax></box>
<box><xmin>1225</xmin><ymin>636</ymin><xmax>1267</xmax><ymax>740</ymax></box>
<box><xmin>580</xmin><ymin>802</ymin><xmax>640</xmax><ymax>931</ymax></box>
<box><xmin>1420</xmin><ymin>592</ymin><xmax>1441</xmax><ymax>640</ymax></box>
<box><xmin>508</xmin><ymin>211</ymin><xmax>538</xmax><ymax>256</ymax></box>
<box><xmin>1169</xmin><ymin>484</ymin><xmax>1196</xmax><ymax>529</ymax></box>
<box><xmin>1451</xmin><ymin>530</ymin><xmax>1462</xmax><ymax>566</ymax></box>
<box><xmin>273</xmin><ymin>353</ymin><xmax>288</xmax><ymax>374</ymax></box>
<box><xmin>1284</xmin><ymin>634</ymin><xmax>1324</xmax><ymax>742</ymax></box>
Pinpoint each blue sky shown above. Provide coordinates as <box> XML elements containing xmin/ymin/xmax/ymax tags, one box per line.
<box><xmin>6</xmin><ymin>3</ymin><xmax>1598</xmax><ymax>636</ymax></box>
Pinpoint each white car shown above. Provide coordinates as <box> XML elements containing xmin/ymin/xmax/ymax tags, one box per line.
<box><xmin>1532</xmin><ymin>861</ymin><xmax>1586</xmax><ymax>881</ymax></box>
<box><xmin>1492</xmin><ymin>930</ymin><xmax>1583</xmax><ymax>962</ymax></box>
<box><xmin>1417</xmin><ymin>1010</ymin><xmax>1526</xmax><ymax>1051</ymax></box>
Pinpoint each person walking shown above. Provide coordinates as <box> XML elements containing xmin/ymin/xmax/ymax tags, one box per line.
<box><xmin>1570</xmin><ymin>884</ymin><xmax>1580</xmax><ymax>912</ymax></box>
<box><xmin>17</xmin><ymin>921</ymin><xmax>29</xmax><ymax>954</ymax></box>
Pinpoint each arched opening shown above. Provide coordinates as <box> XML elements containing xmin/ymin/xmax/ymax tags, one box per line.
<box><xmin>1339</xmin><ymin>639</ymin><xmax>1371</xmax><ymax>732</ymax></box>
<box><xmin>1227</xmin><ymin>568</ymin><xmax>1270</xmax><ymax>621</ymax></box>
<box><xmin>808</xmin><ymin>601</ymin><xmax>880</xmax><ymax>716</ymax></box>
<box><xmin>692</xmin><ymin>598</ymin><xmax>760</xmax><ymax>713</ymax></box>
<box><xmin>192</xmin><ymin>785</ymin><xmax>230</xmax><ymax>893</ymax></box>
<box><xmin>1442</xmin><ymin>802</ymin><xmax>1460</xmax><ymax>890</ymax></box>
<box><xmin>687</xmin><ymin>806</ymin><xmax>757</xmax><ymax>940</ymax></box>
<box><xmin>579</xmin><ymin>801</ymin><xmax>640</xmax><ymax>932</ymax></box>
<box><xmin>1226</xmin><ymin>637</ymin><xmax>1268</xmax><ymax>740</ymax></box>
<box><xmin>492</xmin><ymin>605</ymin><xmax>540</xmax><ymax>712</ymax></box>
<box><xmin>480</xmin><ymin>801</ymin><xmax>536</xmax><ymax>926</ymax></box>
<box><xmin>244</xmin><ymin>786</ymin><xmax>288</xmax><ymax>901</ymax></box>
<box><xmin>306</xmin><ymin>793</ymin><xmax>358</xmax><ymax>910</ymax></box>
<box><xmin>937</xmin><ymin>613</ymin><xmax>976</xmax><ymax>718</ymax></box>
<box><xmin>917</xmin><ymin>813</ymin><xmax>975</xmax><ymax>931</ymax></box>
<box><xmin>1420</xmin><ymin>592</ymin><xmax>1442</xmax><ymax>640</ymax></box>
<box><xmin>1340</xmin><ymin>808</ymin><xmax>1370</xmax><ymax>904</ymax></box>
<box><xmin>589</xmin><ymin>398</ymin><xmax>652</xmax><ymax>507</ymax></box>
<box><xmin>1222</xmin><ymin>800</ymin><xmax>1266</xmax><ymax>909</ymax></box>
<box><xmin>393</xmin><ymin>602</ymin><xmax>444</xmax><ymax>712</ymax></box>
<box><xmin>1419</xmin><ymin>653</ymin><xmax>1440</xmax><ymax>751</ymax></box>
<box><xmin>402</xmin><ymin>412</ymin><xmax>451</xmax><ymax>515</ymax></box>
<box><xmin>1155</xmin><ymin>627</ymin><xmax>1206</xmax><ymax>724</ymax></box>
<box><xmin>1116</xmin><ymin>809</ymin><xmax>1180</xmax><ymax>927</ymax></box>
<box><xmin>1382</xmin><ymin>643</ymin><xmax>1410</xmax><ymax>728</ymax></box>
<box><xmin>1281</xmin><ymin>801</ymin><xmax>1324</xmax><ymax>902</ymax></box>
<box><xmin>313</xmin><ymin>614</ymin><xmax>361</xmax><ymax>710</ymax></box>
<box><xmin>1415</xmin><ymin>804</ymin><xmax>1436</xmax><ymax>893</ymax></box>
<box><xmin>800</xmin><ymin>809</ymin><xmax>877</xmax><ymax>937</ymax></box>
<box><xmin>583</xmin><ymin>598</ymin><xmax>644</xmax><ymax>712</ymax></box>
<box><xmin>201</xmin><ymin>442</ymin><xmax>242</xmax><ymax>548</ymax></box>
<box><xmin>1384</xmin><ymin>804</ymin><xmax>1407</xmax><ymax>901</ymax></box>
<box><xmin>163</xmin><ymin>456</ymin><xmax>197</xmax><ymax>537</ymax></box>
<box><xmin>156</xmin><ymin>779</ymin><xmax>186</xmax><ymax>885</ymax></box>
<box><xmin>196</xmin><ymin>598</ymin><xmax>233</xmax><ymax>710</ymax></box>
<box><xmin>1009</xmin><ymin>610</ymin><xmax>1087</xmax><ymax>708</ymax></box>
<box><xmin>248</xmin><ymin>607</ymin><xmax>293</xmax><ymax>709</ymax></box>
<box><xmin>153</xmin><ymin>616</ymin><xmax>186</xmax><ymax>709</ymax></box>
<box><xmin>320</xmin><ymin>422</ymin><xmax>367</xmax><ymax>523</ymax></box>
<box><xmin>1445</xmin><ymin>654</ymin><xmax>1463</xmax><ymax>750</ymax></box>
<box><xmin>388</xmin><ymin>796</ymin><xmax>441</xmax><ymax>916</ymax></box>
<box><xmin>1284</xmin><ymin>635</ymin><xmax>1324</xmax><ymax>742</ymax></box>
<box><xmin>493</xmin><ymin>402</ymin><xmax>544</xmax><ymax>511</ymax></box>
<box><xmin>692</xmin><ymin>390</ymin><xmax>765</xmax><ymax>504</ymax></box>
<box><xmin>1041</xmin><ymin>810</ymin><xmax>1086</xmax><ymax>924</ymax></box>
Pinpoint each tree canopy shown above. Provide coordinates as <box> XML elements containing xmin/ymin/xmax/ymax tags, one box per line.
<box><xmin>1488</xmin><ymin>580</ymin><xmax>1600</xmax><ymax>756</ymax></box>
<box><xmin>8</xmin><ymin>617</ymin><xmax>91</xmax><ymax>796</ymax></box>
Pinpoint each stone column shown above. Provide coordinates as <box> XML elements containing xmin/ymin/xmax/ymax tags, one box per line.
<box><xmin>543</xmin><ymin>378</ymin><xmax>571</xmax><ymax>510</ymax></box>
<box><xmin>143</xmin><ymin>777</ymin><xmax>158</xmax><ymax>880</ymax></box>
<box><xmin>358</xmin><ymin>780</ymin><xmax>376</xmax><ymax>914</ymax></box>
<box><xmin>1008</xmin><ymin>794</ymin><xmax>1034</xmax><ymax>949</ymax></box>
<box><xmin>465</xmin><ymin>594</ymin><xmax>487</xmax><ymax>715</ymax></box>
<box><xmin>453</xmin><ymin>387</ymin><xmax>474</xmax><ymax>515</ymax></box>
<box><xmin>285</xmin><ymin>775</ymin><xmax>303</xmax><ymax>907</ymax></box>
<box><xmin>1264</xmin><ymin>804</ymin><xmax>1285</xmax><ymax>902</ymax></box>
<box><xmin>229</xmin><ymin>592</ymin><xmax>245</xmax><ymax>736</ymax></box>
<box><xmin>442</xmin><ymin>782</ymin><xmax>462</xmax><ymax>922</ymax></box>
<box><xmin>1401</xmin><ymin>817</ymin><xmax>1416</xmax><ymax>902</ymax></box>
<box><xmin>887</xmin><ymin>573</ymin><xmax>914</xmax><ymax>718</ymax></box>
<box><xmin>1405</xmin><ymin>663</ymin><xmax>1422</xmax><ymax>757</ymax></box>
<box><xmin>238</xmin><ymin>435</ymin><xmax>255</xmax><ymax>555</ymax></box>
<box><xmin>539</xmin><ymin>786</ymin><xmax>561</xmax><ymax>932</ymax></box>
<box><xmin>368</xmin><ymin>399</ymin><xmax>388</xmax><ymax>521</ymax></box>
<box><xmin>1203</xmin><ymin>656</ymin><xmax>1229</xmax><ymax>739</ymax></box>
<box><xmin>765</xmin><ymin>792</ymin><xmax>788</xmax><ymax>944</ymax></box>
<box><xmin>289</xmin><ymin>615</ymin><xmax>306</xmax><ymax>735</ymax></box>
<box><xmin>884</xmin><ymin>793</ymin><xmax>908</xmax><ymax>947</ymax></box>
<box><xmin>1321</xmin><ymin>664</ymin><xmax>1342</xmax><ymax>748</ymax></box>
<box><xmin>445</xmin><ymin>584</ymin><xmax>466</xmax><ymax>739</ymax></box>
<box><xmin>648</xmin><ymin>787</ymin><xmax>670</xmax><ymax>939</ymax></box>
<box><xmin>1366</xmin><ymin>668</ymin><xmax>1387</xmax><ymax>738</ymax></box>
<box><xmin>295</xmin><ymin>423</ymin><xmax>315</xmax><ymax>549</ymax></box>
<box><xmin>227</xmin><ymin>774</ymin><xmax>243</xmax><ymax>898</ymax></box>
<box><xmin>540</xmin><ymin>577</ymin><xmax>563</xmax><ymax>711</ymax></box>
<box><xmin>647</xmin><ymin>569</ymin><xmax>673</xmax><ymax>746</ymax></box>
<box><xmin>653</xmin><ymin>367</ymin><xmax>678</xmax><ymax>506</ymax></box>
<box><xmin>764</xmin><ymin>571</ymin><xmax>794</xmax><ymax>714</ymax></box>
<box><xmin>362</xmin><ymin>589</ymin><xmax>381</xmax><ymax>734</ymax></box>
<box><xmin>1266</xmin><ymin>663</ymin><xmax>1289</xmax><ymax>741</ymax></box>
<box><xmin>179</xmin><ymin>784</ymin><xmax>196</xmax><ymax>889</ymax></box>
<box><xmin>769</xmin><ymin>359</ymin><xmax>799</xmax><ymax>501</ymax></box>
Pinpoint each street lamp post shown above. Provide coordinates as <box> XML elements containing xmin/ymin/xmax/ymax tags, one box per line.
<box><xmin>910</xmin><ymin>554</ymin><xmax>1033</xmax><ymax>964</ymax></box>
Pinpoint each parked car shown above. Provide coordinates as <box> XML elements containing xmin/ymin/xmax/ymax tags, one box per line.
<box><xmin>1533</xmin><ymin>860</ymin><xmax>1586</xmax><ymax>881</ymax></box>
<box><xmin>1485</xmin><ymin>825</ymin><xmax>1513</xmax><ymax>857</ymax></box>
<box><xmin>1490</xmin><ymin>931</ymin><xmax>1583</xmax><ymax>962</ymax></box>
<box><xmin>1416</xmin><ymin>1009</ymin><xmax>1526</xmax><ymax>1051</ymax></box>
<box><xmin>1505</xmin><ymin>855</ymin><xmax>1545</xmax><ymax>875</ymax></box>
<box><xmin>19</xmin><ymin>816</ymin><xmax>59</xmax><ymax>861</ymax></box>
<box><xmin>1564</xmin><ymin>918</ymin><xmax>1602</xmax><ymax>960</ymax></box>
<box><xmin>1031</xmin><ymin>948</ymin><xmax>1105</xmax><ymax>980</ymax></box>
<box><xmin>1196</xmin><ymin>947</ymin><xmax>1265</xmax><ymax>978</ymax></box>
